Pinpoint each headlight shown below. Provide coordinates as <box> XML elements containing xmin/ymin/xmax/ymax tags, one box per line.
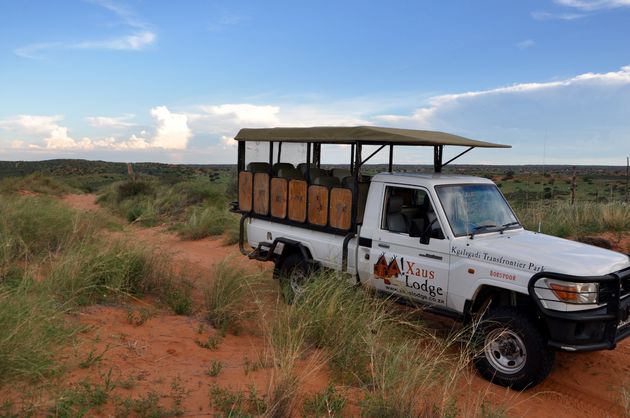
<box><xmin>545</xmin><ymin>279</ymin><xmax>599</xmax><ymax>304</ymax></box>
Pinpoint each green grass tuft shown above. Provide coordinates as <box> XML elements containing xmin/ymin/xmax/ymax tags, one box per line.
<box><xmin>203</xmin><ymin>259</ymin><xmax>260</xmax><ymax>333</ymax></box>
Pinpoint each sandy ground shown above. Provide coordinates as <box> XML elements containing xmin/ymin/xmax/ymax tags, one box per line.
<box><xmin>17</xmin><ymin>194</ymin><xmax>626</xmax><ymax>416</ymax></box>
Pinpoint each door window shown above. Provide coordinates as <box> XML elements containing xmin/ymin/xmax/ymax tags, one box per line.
<box><xmin>381</xmin><ymin>186</ymin><xmax>444</xmax><ymax>239</ymax></box>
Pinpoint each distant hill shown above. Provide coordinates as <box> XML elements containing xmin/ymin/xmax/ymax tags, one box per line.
<box><xmin>0</xmin><ymin>159</ymin><xmax>626</xmax><ymax>178</ymax></box>
<box><xmin>0</xmin><ymin>159</ymin><xmax>233</xmax><ymax>178</ymax></box>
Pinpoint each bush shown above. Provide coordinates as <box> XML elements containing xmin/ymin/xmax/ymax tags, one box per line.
<box><xmin>203</xmin><ymin>259</ymin><xmax>260</xmax><ymax>333</ymax></box>
<box><xmin>97</xmin><ymin>178</ymin><xmax>235</xmax><ymax>236</ymax></box>
<box><xmin>0</xmin><ymin>279</ymin><xmax>75</xmax><ymax>384</ymax></box>
<box><xmin>179</xmin><ymin>207</ymin><xmax>238</xmax><ymax>241</ymax></box>
<box><xmin>0</xmin><ymin>196</ymin><xmax>98</xmax><ymax>265</ymax></box>
<box><xmin>116</xmin><ymin>180</ymin><xmax>153</xmax><ymax>202</ymax></box>
<box><xmin>47</xmin><ymin>240</ymin><xmax>193</xmax><ymax>314</ymax></box>
<box><xmin>0</xmin><ymin>173</ymin><xmax>73</xmax><ymax>195</ymax></box>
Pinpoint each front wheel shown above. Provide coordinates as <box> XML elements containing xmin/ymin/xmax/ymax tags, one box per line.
<box><xmin>473</xmin><ymin>307</ymin><xmax>554</xmax><ymax>390</ymax></box>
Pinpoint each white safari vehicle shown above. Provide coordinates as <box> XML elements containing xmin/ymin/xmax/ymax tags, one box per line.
<box><xmin>231</xmin><ymin>126</ymin><xmax>630</xmax><ymax>389</ymax></box>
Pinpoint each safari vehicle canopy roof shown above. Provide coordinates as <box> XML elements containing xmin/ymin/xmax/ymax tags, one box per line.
<box><xmin>234</xmin><ymin>126</ymin><xmax>510</xmax><ymax>148</ymax></box>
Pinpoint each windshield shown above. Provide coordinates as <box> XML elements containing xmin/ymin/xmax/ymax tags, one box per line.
<box><xmin>435</xmin><ymin>184</ymin><xmax>520</xmax><ymax>237</ymax></box>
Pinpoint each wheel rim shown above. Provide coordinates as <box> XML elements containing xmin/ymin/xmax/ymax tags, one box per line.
<box><xmin>289</xmin><ymin>267</ymin><xmax>308</xmax><ymax>297</ymax></box>
<box><xmin>484</xmin><ymin>328</ymin><xmax>527</xmax><ymax>375</ymax></box>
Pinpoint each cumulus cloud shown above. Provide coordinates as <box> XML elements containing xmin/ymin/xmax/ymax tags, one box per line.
<box><xmin>1</xmin><ymin>106</ymin><xmax>190</xmax><ymax>151</ymax></box>
<box><xmin>14</xmin><ymin>1</ymin><xmax>156</xmax><ymax>59</ymax></box>
<box><xmin>150</xmin><ymin>106</ymin><xmax>192</xmax><ymax>150</ymax></box>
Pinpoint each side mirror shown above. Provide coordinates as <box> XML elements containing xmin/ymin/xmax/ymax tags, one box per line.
<box><xmin>409</xmin><ymin>219</ymin><xmax>424</xmax><ymax>238</ymax></box>
<box><xmin>420</xmin><ymin>218</ymin><xmax>438</xmax><ymax>245</ymax></box>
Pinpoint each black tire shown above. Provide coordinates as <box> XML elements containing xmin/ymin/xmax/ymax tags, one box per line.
<box><xmin>473</xmin><ymin>307</ymin><xmax>554</xmax><ymax>390</ymax></box>
<box><xmin>277</xmin><ymin>253</ymin><xmax>312</xmax><ymax>304</ymax></box>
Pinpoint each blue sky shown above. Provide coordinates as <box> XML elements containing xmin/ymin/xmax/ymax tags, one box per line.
<box><xmin>1</xmin><ymin>0</ymin><xmax>629</xmax><ymax>165</ymax></box>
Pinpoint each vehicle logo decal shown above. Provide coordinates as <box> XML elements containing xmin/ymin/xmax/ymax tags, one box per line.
<box><xmin>373</xmin><ymin>253</ymin><xmax>401</xmax><ymax>284</ymax></box>
<box><xmin>451</xmin><ymin>245</ymin><xmax>545</xmax><ymax>273</ymax></box>
<box><xmin>373</xmin><ymin>254</ymin><xmax>444</xmax><ymax>300</ymax></box>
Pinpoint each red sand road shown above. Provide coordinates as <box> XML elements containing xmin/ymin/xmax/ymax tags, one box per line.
<box><xmin>57</xmin><ymin>194</ymin><xmax>630</xmax><ymax>416</ymax></box>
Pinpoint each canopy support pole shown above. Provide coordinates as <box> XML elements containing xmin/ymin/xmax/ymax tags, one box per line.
<box><xmin>314</xmin><ymin>143</ymin><xmax>321</xmax><ymax>168</ymax></box>
<box><xmin>306</xmin><ymin>143</ymin><xmax>311</xmax><ymax>182</ymax></box>
<box><xmin>434</xmin><ymin>145</ymin><xmax>443</xmax><ymax>173</ymax></box>
<box><xmin>359</xmin><ymin>144</ymin><xmax>386</xmax><ymax>167</ymax></box>
<box><xmin>269</xmin><ymin>142</ymin><xmax>274</xmax><ymax>174</ymax></box>
<box><xmin>388</xmin><ymin>145</ymin><xmax>394</xmax><ymax>172</ymax></box>
<box><xmin>442</xmin><ymin>146</ymin><xmax>474</xmax><ymax>168</ymax></box>
<box><xmin>237</xmin><ymin>141</ymin><xmax>245</xmax><ymax>172</ymax></box>
<box><xmin>350</xmin><ymin>143</ymin><xmax>356</xmax><ymax>174</ymax></box>
<box><xmin>352</xmin><ymin>142</ymin><xmax>362</xmax><ymax>232</ymax></box>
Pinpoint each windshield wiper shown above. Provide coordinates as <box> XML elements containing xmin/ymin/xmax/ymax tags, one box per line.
<box><xmin>469</xmin><ymin>224</ymin><xmax>498</xmax><ymax>239</ymax></box>
<box><xmin>499</xmin><ymin>221</ymin><xmax>521</xmax><ymax>233</ymax></box>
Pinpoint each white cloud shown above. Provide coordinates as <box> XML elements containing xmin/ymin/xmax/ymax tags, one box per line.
<box><xmin>530</xmin><ymin>11</ymin><xmax>586</xmax><ymax>20</ymax></box>
<box><xmin>516</xmin><ymin>39</ymin><xmax>535</xmax><ymax>49</ymax></box>
<box><xmin>1</xmin><ymin>107</ymin><xmax>189</xmax><ymax>151</ymax></box>
<box><xmin>554</xmin><ymin>0</ymin><xmax>630</xmax><ymax>10</ymax></box>
<box><xmin>150</xmin><ymin>106</ymin><xmax>192</xmax><ymax>150</ymax></box>
<box><xmin>375</xmin><ymin>65</ymin><xmax>630</xmax><ymax>127</ymax></box>
<box><xmin>14</xmin><ymin>1</ymin><xmax>155</xmax><ymax>59</ymax></box>
<box><xmin>74</xmin><ymin>31</ymin><xmax>156</xmax><ymax>51</ymax></box>
<box><xmin>0</xmin><ymin>115</ymin><xmax>63</xmax><ymax>133</ymax></box>
<box><xmin>85</xmin><ymin>114</ymin><xmax>136</xmax><ymax>128</ymax></box>
<box><xmin>200</xmin><ymin>104</ymin><xmax>280</xmax><ymax>126</ymax></box>
<box><xmin>220</xmin><ymin>136</ymin><xmax>236</xmax><ymax>148</ymax></box>
<box><xmin>4</xmin><ymin>66</ymin><xmax>630</xmax><ymax>164</ymax></box>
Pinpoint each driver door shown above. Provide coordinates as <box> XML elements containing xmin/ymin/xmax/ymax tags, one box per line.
<box><xmin>369</xmin><ymin>185</ymin><xmax>450</xmax><ymax>307</ymax></box>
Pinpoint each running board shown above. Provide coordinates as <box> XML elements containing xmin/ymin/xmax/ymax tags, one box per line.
<box><xmin>248</xmin><ymin>241</ymin><xmax>276</xmax><ymax>262</ymax></box>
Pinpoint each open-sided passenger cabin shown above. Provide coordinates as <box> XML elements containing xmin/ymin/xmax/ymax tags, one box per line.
<box><xmin>233</xmin><ymin>126</ymin><xmax>510</xmax><ymax>237</ymax></box>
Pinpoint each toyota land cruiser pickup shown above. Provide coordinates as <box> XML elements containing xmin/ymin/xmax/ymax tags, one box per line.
<box><xmin>231</xmin><ymin>126</ymin><xmax>630</xmax><ymax>390</ymax></box>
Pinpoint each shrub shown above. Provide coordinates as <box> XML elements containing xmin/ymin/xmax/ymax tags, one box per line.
<box><xmin>0</xmin><ymin>279</ymin><xmax>75</xmax><ymax>384</ymax></box>
<box><xmin>203</xmin><ymin>259</ymin><xmax>260</xmax><ymax>333</ymax></box>
<box><xmin>116</xmin><ymin>180</ymin><xmax>153</xmax><ymax>202</ymax></box>
<box><xmin>0</xmin><ymin>173</ymin><xmax>73</xmax><ymax>195</ymax></box>
<box><xmin>47</xmin><ymin>240</ymin><xmax>193</xmax><ymax>314</ymax></box>
<box><xmin>0</xmin><ymin>196</ymin><xmax>98</xmax><ymax>265</ymax></box>
<box><xmin>179</xmin><ymin>207</ymin><xmax>239</xmax><ymax>241</ymax></box>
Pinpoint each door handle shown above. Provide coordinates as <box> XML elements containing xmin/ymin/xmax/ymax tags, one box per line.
<box><xmin>419</xmin><ymin>253</ymin><xmax>442</xmax><ymax>261</ymax></box>
<box><xmin>378</xmin><ymin>243</ymin><xmax>390</xmax><ymax>249</ymax></box>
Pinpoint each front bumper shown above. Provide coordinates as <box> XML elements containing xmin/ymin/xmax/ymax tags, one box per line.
<box><xmin>528</xmin><ymin>267</ymin><xmax>630</xmax><ymax>351</ymax></box>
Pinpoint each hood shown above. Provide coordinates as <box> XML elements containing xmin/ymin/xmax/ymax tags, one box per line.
<box><xmin>461</xmin><ymin>230</ymin><xmax>630</xmax><ymax>276</ymax></box>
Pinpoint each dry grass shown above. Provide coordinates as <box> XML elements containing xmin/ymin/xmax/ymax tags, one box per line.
<box><xmin>203</xmin><ymin>259</ymin><xmax>262</xmax><ymax>334</ymax></box>
<box><xmin>0</xmin><ymin>194</ymin><xmax>193</xmax><ymax>389</ymax></box>
<box><xmin>517</xmin><ymin>201</ymin><xmax>630</xmax><ymax>237</ymax></box>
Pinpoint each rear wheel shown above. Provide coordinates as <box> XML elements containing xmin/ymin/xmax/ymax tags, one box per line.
<box><xmin>277</xmin><ymin>253</ymin><xmax>312</xmax><ymax>304</ymax></box>
<box><xmin>474</xmin><ymin>307</ymin><xmax>554</xmax><ymax>390</ymax></box>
